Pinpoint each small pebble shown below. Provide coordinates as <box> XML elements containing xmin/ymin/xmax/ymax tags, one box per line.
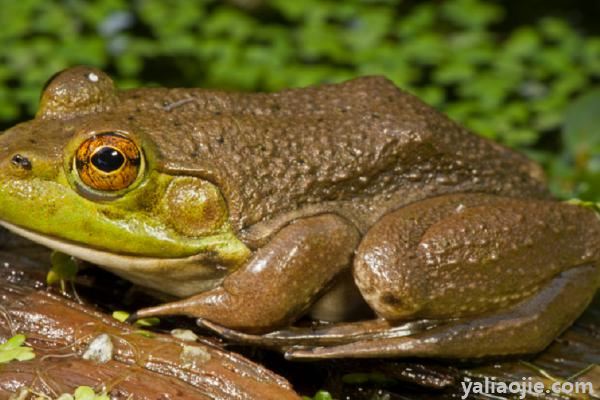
<box><xmin>171</xmin><ymin>329</ymin><xmax>199</xmax><ymax>342</ymax></box>
<box><xmin>181</xmin><ymin>344</ymin><xmax>211</xmax><ymax>367</ymax></box>
<box><xmin>82</xmin><ymin>333</ymin><xmax>113</xmax><ymax>364</ymax></box>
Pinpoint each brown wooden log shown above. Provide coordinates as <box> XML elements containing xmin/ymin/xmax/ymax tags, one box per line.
<box><xmin>0</xmin><ymin>234</ymin><xmax>301</xmax><ymax>400</ymax></box>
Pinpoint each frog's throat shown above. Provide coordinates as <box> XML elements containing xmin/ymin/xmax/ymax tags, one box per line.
<box><xmin>0</xmin><ymin>220</ymin><xmax>226</xmax><ymax>295</ymax></box>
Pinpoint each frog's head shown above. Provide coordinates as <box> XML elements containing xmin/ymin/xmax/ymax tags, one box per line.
<box><xmin>0</xmin><ymin>66</ymin><xmax>250</xmax><ymax>296</ymax></box>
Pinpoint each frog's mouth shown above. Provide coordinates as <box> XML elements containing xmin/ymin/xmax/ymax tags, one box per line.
<box><xmin>0</xmin><ymin>220</ymin><xmax>226</xmax><ymax>297</ymax></box>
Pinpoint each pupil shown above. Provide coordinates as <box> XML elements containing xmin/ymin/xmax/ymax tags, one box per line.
<box><xmin>91</xmin><ymin>147</ymin><xmax>125</xmax><ymax>172</ymax></box>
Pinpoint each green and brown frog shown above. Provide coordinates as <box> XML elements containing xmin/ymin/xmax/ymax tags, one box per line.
<box><xmin>0</xmin><ymin>66</ymin><xmax>598</xmax><ymax>359</ymax></box>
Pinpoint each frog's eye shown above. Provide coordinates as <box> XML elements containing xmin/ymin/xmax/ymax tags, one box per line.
<box><xmin>74</xmin><ymin>132</ymin><xmax>143</xmax><ymax>192</ymax></box>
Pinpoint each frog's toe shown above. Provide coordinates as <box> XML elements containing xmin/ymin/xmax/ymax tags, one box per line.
<box><xmin>197</xmin><ymin>319</ymin><xmax>261</xmax><ymax>342</ymax></box>
<box><xmin>125</xmin><ymin>311</ymin><xmax>141</xmax><ymax>324</ymax></box>
<box><xmin>285</xmin><ymin>344</ymin><xmax>356</xmax><ymax>360</ymax></box>
<box><xmin>198</xmin><ymin>319</ymin><xmax>315</xmax><ymax>350</ymax></box>
<box><xmin>199</xmin><ymin>318</ymin><xmax>437</xmax><ymax>350</ymax></box>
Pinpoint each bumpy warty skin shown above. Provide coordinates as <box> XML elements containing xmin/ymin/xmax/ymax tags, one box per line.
<box><xmin>110</xmin><ymin>76</ymin><xmax>550</xmax><ymax>236</ymax></box>
<box><xmin>2</xmin><ymin>75</ymin><xmax>550</xmax><ymax>239</ymax></box>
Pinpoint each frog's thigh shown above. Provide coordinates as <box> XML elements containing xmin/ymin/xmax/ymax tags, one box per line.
<box><xmin>135</xmin><ymin>214</ymin><xmax>360</xmax><ymax>333</ymax></box>
<box><xmin>288</xmin><ymin>264</ymin><xmax>598</xmax><ymax>359</ymax></box>
<box><xmin>353</xmin><ymin>193</ymin><xmax>599</xmax><ymax>321</ymax></box>
<box><xmin>289</xmin><ymin>193</ymin><xmax>600</xmax><ymax>359</ymax></box>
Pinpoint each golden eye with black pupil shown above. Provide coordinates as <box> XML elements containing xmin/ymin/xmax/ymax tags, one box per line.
<box><xmin>91</xmin><ymin>147</ymin><xmax>126</xmax><ymax>173</ymax></box>
<box><xmin>74</xmin><ymin>132</ymin><xmax>142</xmax><ymax>192</ymax></box>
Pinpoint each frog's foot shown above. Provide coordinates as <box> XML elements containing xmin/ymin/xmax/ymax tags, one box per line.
<box><xmin>196</xmin><ymin>318</ymin><xmax>442</xmax><ymax>349</ymax></box>
<box><xmin>285</xmin><ymin>264</ymin><xmax>597</xmax><ymax>359</ymax></box>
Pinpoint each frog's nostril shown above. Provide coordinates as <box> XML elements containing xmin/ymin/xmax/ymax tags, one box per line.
<box><xmin>11</xmin><ymin>154</ymin><xmax>32</xmax><ymax>170</ymax></box>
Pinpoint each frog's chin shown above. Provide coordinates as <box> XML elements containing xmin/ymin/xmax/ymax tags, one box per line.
<box><xmin>0</xmin><ymin>220</ymin><xmax>225</xmax><ymax>297</ymax></box>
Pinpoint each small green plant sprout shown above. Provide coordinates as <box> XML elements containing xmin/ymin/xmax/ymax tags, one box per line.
<box><xmin>56</xmin><ymin>386</ymin><xmax>110</xmax><ymax>400</ymax></box>
<box><xmin>0</xmin><ymin>334</ymin><xmax>35</xmax><ymax>364</ymax></box>
<box><xmin>112</xmin><ymin>310</ymin><xmax>159</xmax><ymax>327</ymax></box>
<box><xmin>47</xmin><ymin>251</ymin><xmax>79</xmax><ymax>293</ymax></box>
<box><xmin>111</xmin><ymin>311</ymin><xmax>130</xmax><ymax>323</ymax></box>
<box><xmin>565</xmin><ymin>199</ymin><xmax>600</xmax><ymax>215</ymax></box>
<box><xmin>112</xmin><ymin>310</ymin><xmax>159</xmax><ymax>338</ymax></box>
<box><xmin>302</xmin><ymin>390</ymin><xmax>334</xmax><ymax>400</ymax></box>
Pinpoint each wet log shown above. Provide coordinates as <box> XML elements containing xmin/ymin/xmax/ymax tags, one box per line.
<box><xmin>0</xmin><ymin>233</ymin><xmax>300</xmax><ymax>399</ymax></box>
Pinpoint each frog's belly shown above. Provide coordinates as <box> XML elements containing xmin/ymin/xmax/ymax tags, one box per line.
<box><xmin>308</xmin><ymin>270</ymin><xmax>373</xmax><ymax>322</ymax></box>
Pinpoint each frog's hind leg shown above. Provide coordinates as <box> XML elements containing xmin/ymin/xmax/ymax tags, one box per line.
<box><xmin>286</xmin><ymin>264</ymin><xmax>597</xmax><ymax>359</ymax></box>
<box><xmin>198</xmin><ymin>263</ymin><xmax>598</xmax><ymax>359</ymax></box>
<box><xmin>287</xmin><ymin>193</ymin><xmax>600</xmax><ymax>359</ymax></box>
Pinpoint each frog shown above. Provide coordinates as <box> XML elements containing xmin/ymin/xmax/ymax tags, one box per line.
<box><xmin>0</xmin><ymin>66</ymin><xmax>598</xmax><ymax>360</ymax></box>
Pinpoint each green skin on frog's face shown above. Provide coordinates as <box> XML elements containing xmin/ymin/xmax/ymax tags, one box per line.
<box><xmin>0</xmin><ymin>67</ymin><xmax>250</xmax><ymax>294</ymax></box>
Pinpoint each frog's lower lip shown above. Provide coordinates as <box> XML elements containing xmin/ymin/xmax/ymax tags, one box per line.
<box><xmin>0</xmin><ymin>220</ymin><xmax>227</xmax><ymax>297</ymax></box>
<box><xmin>0</xmin><ymin>219</ymin><xmax>176</xmax><ymax>265</ymax></box>
<box><xmin>0</xmin><ymin>220</ymin><xmax>223</xmax><ymax>293</ymax></box>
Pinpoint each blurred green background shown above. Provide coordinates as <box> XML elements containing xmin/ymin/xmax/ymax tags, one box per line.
<box><xmin>0</xmin><ymin>0</ymin><xmax>598</xmax><ymax>200</ymax></box>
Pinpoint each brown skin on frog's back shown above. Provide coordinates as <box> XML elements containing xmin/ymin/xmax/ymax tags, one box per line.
<box><xmin>122</xmin><ymin>75</ymin><xmax>550</xmax><ymax>233</ymax></box>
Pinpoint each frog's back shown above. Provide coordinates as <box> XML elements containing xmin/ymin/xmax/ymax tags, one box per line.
<box><xmin>121</xmin><ymin>77</ymin><xmax>549</xmax><ymax>232</ymax></box>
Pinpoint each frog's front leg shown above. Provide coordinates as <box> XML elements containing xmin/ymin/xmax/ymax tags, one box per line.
<box><xmin>133</xmin><ymin>214</ymin><xmax>360</xmax><ymax>332</ymax></box>
<box><xmin>289</xmin><ymin>193</ymin><xmax>600</xmax><ymax>359</ymax></box>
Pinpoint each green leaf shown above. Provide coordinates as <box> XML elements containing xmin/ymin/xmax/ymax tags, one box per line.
<box><xmin>0</xmin><ymin>334</ymin><xmax>26</xmax><ymax>351</ymax></box>
<box><xmin>270</xmin><ymin>0</ymin><xmax>316</xmax><ymax>20</ymax></box>
<box><xmin>565</xmin><ymin>199</ymin><xmax>600</xmax><ymax>213</ymax></box>
<box><xmin>303</xmin><ymin>390</ymin><xmax>334</xmax><ymax>400</ymax></box>
<box><xmin>0</xmin><ymin>334</ymin><xmax>35</xmax><ymax>364</ymax></box>
<box><xmin>503</xmin><ymin>27</ymin><xmax>541</xmax><ymax>59</ymax></box>
<box><xmin>444</xmin><ymin>101</ymin><xmax>479</xmax><ymax>122</ymax></box>
<box><xmin>401</xmin><ymin>33</ymin><xmax>446</xmax><ymax>65</ymax></box>
<box><xmin>441</xmin><ymin>0</ymin><xmax>503</xmax><ymax>29</ymax></box>
<box><xmin>539</xmin><ymin>18</ymin><xmax>571</xmax><ymax>41</ymax></box>
<box><xmin>56</xmin><ymin>386</ymin><xmax>110</xmax><ymax>400</ymax></box>
<box><xmin>112</xmin><ymin>310</ymin><xmax>130</xmax><ymax>322</ymax></box>
<box><xmin>502</xmin><ymin>128</ymin><xmax>539</xmax><ymax>147</ymax></box>
<box><xmin>563</xmin><ymin>89</ymin><xmax>600</xmax><ymax>157</ymax></box>
<box><xmin>112</xmin><ymin>310</ymin><xmax>160</xmax><ymax>329</ymax></box>
<box><xmin>412</xmin><ymin>86</ymin><xmax>445</xmax><ymax>107</ymax></box>
<box><xmin>133</xmin><ymin>329</ymin><xmax>156</xmax><ymax>338</ymax></box>
<box><xmin>203</xmin><ymin>7</ymin><xmax>256</xmax><ymax>41</ymax></box>
<box><xmin>134</xmin><ymin>317</ymin><xmax>160</xmax><ymax>327</ymax></box>
<box><xmin>74</xmin><ymin>386</ymin><xmax>96</xmax><ymax>400</ymax></box>
<box><xmin>47</xmin><ymin>251</ymin><xmax>79</xmax><ymax>285</ymax></box>
<box><xmin>395</xmin><ymin>4</ymin><xmax>436</xmax><ymax>38</ymax></box>
<box><xmin>553</xmin><ymin>72</ymin><xmax>587</xmax><ymax>98</ymax></box>
<box><xmin>433</xmin><ymin>60</ymin><xmax>475</xmax><ymax>84</ymax></box>
<box><xmin>299</xmin><ymin>20</ymin><xmax>348</xmax><ymax>61</ymax></box>
<box><xmin>582</xmin><ymin>38</ymin><xmax>600</xmax><ymax>74</ymax></box>
<box><xmin>464</xmin><ymin>117</ymin><xmax>497</xmax><ymax>140</ymax></box>
<box><xmin>457</xmin><ymin>73</ymin><xmax>514</xmax><ymax>110</ymax></box>
<box><xmin>344</xmin><ymin>8</ymin><xmax>392</xmax><ymax>52</ymax></box>
<box><xmin>533</xmin><ymin>47</ymin><xmax>574</xmax><ymax>75</ymax></box>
